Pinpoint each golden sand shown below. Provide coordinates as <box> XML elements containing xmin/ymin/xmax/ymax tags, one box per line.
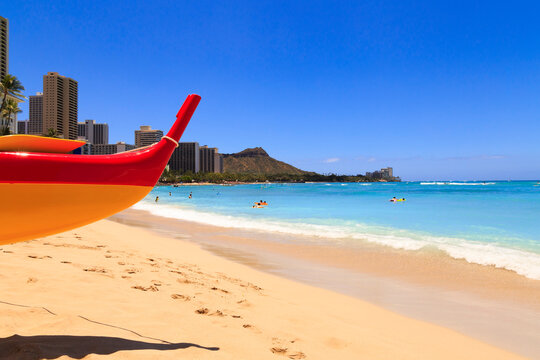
<box><xmin>0</xmin><ymin>219</ymin><xmax>527</xmax><ymax>359</ymax></box>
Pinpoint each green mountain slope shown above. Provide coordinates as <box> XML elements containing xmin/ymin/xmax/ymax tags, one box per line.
<box><xmin>222</xmin><ymin>147</ymin><xmax>309</xmax><ymax>175</ymax></box>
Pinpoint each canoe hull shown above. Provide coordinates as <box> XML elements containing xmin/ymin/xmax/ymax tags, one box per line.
<box><xmin>0</xmin><ymin>183</ymin><xmax>152</xmax><ymax>245</ymax></box>
<box><xmin>0</xmin><ymin>94</ymin><xmax>201</xmax><ymax>245</ymax></box>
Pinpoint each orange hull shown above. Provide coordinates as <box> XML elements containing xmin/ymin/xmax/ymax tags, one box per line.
<box><xmin>0</xmin><ymin>135</ymin><xmax>86</xmax><ymax>153</ymax></box>
<box><xmin>0</xmin><ymin>183</ymin><xmax>152</xmax><ymax>245</ymax></box>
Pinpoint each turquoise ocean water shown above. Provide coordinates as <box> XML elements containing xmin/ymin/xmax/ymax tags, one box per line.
<box><xmin>134</xmin><ymin>181</ymin><xmax>540</xmax><ymax>280</ymax></box>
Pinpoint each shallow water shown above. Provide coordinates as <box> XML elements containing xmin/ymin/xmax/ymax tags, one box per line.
<box><xmin>135</xmin><ymin>181</ymin><xmax>540</xmax><ymax>279</ymax></box>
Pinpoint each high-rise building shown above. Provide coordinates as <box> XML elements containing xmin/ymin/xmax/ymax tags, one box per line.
<box><xmin>135</xmin><ymin>125</ymin><xmax>163</xmax><ymax>148</ymax></box>
<box><xmin>17</xmin><ymin>120</ymin><xmax>29</xmax><ymax>134</ymax></box>
<box><xmin>366</xmin><ymin>167</ymin><xmax>394</xmax><ymax>180</ymax></box>
<box><xmin>199</xmin><ymin>146</ymin><xmax>223</xmax><ymax>173</ymax></box>
<box><xmin>43</xmin><ymin>72</ymin><xmax>78</xmax><ymax>139</ymax></box>
<box><xmin>381</xmin><ymin>167</ymin><xmax>393</xmax><ymax>178</ymax></box>
<box><xmin>77</xmin><ymin>119</ymin><xmax>109</xmax><ymax>144</ymax></box>
<box><xmin>0</xmin><ymin>16</ymin><xmax>8</xmax><ymax>80</ymax></box>
<box><xmin>28</xmin><ymin>92</ymin><xmax>43</xmax><ymax>135</ymax></box>
<box><xmin>215</xmin><ymin>153</ymin><xmax>224</xmax><ymax>173</ymax></box>
<box><xmin>92</xmin><ymin>142</ymin><xmax>135</xmax><ymax>155</ymax></box>
<box><xmin>168</xmin><ymin>142</ymin><xmax>200</xmax><ymax>173</ymax></box>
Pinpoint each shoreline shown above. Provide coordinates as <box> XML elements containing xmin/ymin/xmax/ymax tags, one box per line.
<box><xmin>111</xmin><ymin>207</ymin><xmax>540</xmax><ymax>359</ymax></box>
<box><xmin>0</xmin><ymin>218</ymin><xmax>528</xmax><ymax>359</ymax></box>
<box><xmin>156</xmin><ymin>179</ymin><xmax>397</xmax><ymax>186</ymax></box>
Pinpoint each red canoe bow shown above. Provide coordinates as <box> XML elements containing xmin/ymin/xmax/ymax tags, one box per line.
<box><xmin>0</xmin><ymin>94</ymin><xmax>201</xmax><ymax>245</ymax></box>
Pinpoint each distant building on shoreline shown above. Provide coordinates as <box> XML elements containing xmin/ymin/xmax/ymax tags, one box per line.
<box><xmin>169</xmin><ymin>142</ymin><xmax>200</xmax><ymax>173</ymax></box>
<box><xmin>135</xmin><ymin>125</ymin><xmax>163</xmax><ymax>148</ymax></box>
<box><xmin>78</xmin><ymin>119</ymin><xmax>109</xmax><ymax>144</ymax></box>
<box><xmin>167</xmin><ymin>142</ymin><xmax>223</xmax><ymax>174</ymax></box>
<box><xmin>28</xmin><ymin>92</ymin><xmax>43</xmax><ymax>135</ymax></box>
<box><xmin>0</xmin><ymin>16</ymin><xmax>8</xmax><ymax>80</ymax></box>
<box><xmin>366</xmin><ymin>167</ymin><xmax>394</xmax><ymax>180</ymax></box>
<box><xmin>43</xmin><ymin>72</ymin><xmax>78</xmax><ymax>139</ymax></box>
<box><xmin>200</xmin><ymin>145</ymin><xmax>223</xmax><ymax>173</ymax></box>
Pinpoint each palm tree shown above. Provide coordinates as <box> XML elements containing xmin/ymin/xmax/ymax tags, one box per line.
<box><xmin>0</xmin><ymin>74</ymin><xmax>26</xmax><ymax>114</ymax></box>
<box><xmin>45</xmin><ymin>128</ymin><xmax>58</xmax><ymax>138</ymax></box>
<box><xmin>0</xmin><ymin>98</ymin><xmax>22</xmax><ymax>135</ymax></box>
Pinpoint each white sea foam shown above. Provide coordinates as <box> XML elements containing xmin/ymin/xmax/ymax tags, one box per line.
<box><xmin>420</xmin><ymin>182</ymin><xmax>496</xmax><ymax>186</ymax></box>
<box><xmin>133</xmin><ymin>201</ymin><xmax>540</xmax><ymax>280</ymax></box>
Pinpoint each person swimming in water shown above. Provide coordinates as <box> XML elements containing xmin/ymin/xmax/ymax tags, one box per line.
<box><xmin>189</xmin><ymin>192</ymin><xmax>192</xmax><ymax>199</ymax></box>
<box><xmin>390</xmin><ymin>197</ymin><xmax>397</xmax><ymax>202</ymax></box>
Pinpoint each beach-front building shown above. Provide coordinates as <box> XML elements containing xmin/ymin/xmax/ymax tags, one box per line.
<box><xmin>43</xmin><ymin>72</ymin><xmax>78</xmax><ymax>139</ymax></box>
<box><xmin>366</xmin><ymin>167</ymin><xmax>394</xmax><ymax>180</ymax></box>
<box><xmin>135</xmin><ymin>125</ymin><xmax>163</xmax><ymax>148</ymax></box>
<box><xmin>17</xmin><ymin>120</ymin><xmax>29</xmax><ymax>134</ymax></box>
<box><xmin>92</xmin><ymin>141</ymin><xmax>135</xmax><ymax>155</ymax></box>
<box><xmin>167</xmin><ymin>142</ymin><xmax>224</xmax><ymax>174</ymax></box>
<box><xmin>78</xmin><ymin>119</ymin><xmax>109</xmax><ymax>145</ymax></box>
<box><xmin>168</xmin><ymin>142</ymin><xmax>200</xmax><ymax>173</ymax></box>
<box><xmin>28</xmin><ymin>92</ymin><xmax>43</xmax><ymax>135</ymax></box>
<box><xmin>0</xmin><ymin>15</ymin><xmax>19</xmax><ymax>134</ymax></box>
<box><xmin>200</xmin><ymin>145</ymin><xmax>224</xmax><ymax>173</ymax></box>
<box><xmin>0</xmin><ymin>16</ymin><xmax>8</xmax><ymax>80</ymax></box>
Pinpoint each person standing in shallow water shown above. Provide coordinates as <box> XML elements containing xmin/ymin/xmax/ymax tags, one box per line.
<box><xmin>189</xmin><ymin>192</ymin><xmax>192</xmax><ymax>199</ymax></box>
<box><xmin>155</xmin><ymin>196</ymin><xmax>159</xmax><ymax>203</ymax></box>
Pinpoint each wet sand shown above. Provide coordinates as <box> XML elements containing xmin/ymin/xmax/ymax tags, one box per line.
<box><xmin>0</xmin><ymin>218</ymin><xmax>529</xmax><ymax>359</ymax></box>
<box><xmin>111</xmin><ymin>208</ymin><xmax>540</xmax><ymax>359</ymax></box>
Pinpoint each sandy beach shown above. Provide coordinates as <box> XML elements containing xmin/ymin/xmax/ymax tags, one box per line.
<box><xmin>0</xmin><ymin>217</ymin><xmax>530</xmax><ymax>359</ymax></box>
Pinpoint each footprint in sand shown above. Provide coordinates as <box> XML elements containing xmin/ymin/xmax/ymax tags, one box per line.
<box><xmin>242</xmin><ymin>324</ymin><xmax>261</xmax><ymax>333</ymax></box>
<box><xmin>61</xmin><ymin>261</ymin><xmax>71</xmax><ymax>264</ymax></box>
<box><xmin>271</xmin><ymin>347</ymin><xmax>306</xmax><ymax>359</ymax></box>
<box><xmin>209</xmin><ymin>310</ymin><xmax>225</xmax><ymax>317</ymax></box>
<box><xmin>210</xmin><ymin>287</ymin><xmax>229</xmax><ymax>294</ymax></box>
<box><xmin>288</xmin><ymin>352</ymin><xmax>306</xmax><ymax>359</ymax></box>
<box><xmin>177</xmin><ymin>278</ymin><xmax>195</xmax><ymax>285</ymax></box>
<box><xmin>83</xmin><ymin>267</ymin><xmax>108</xmax><ymax>273</ymax></box>
<box><xmin>271</xmin><ymin>347</ymin><xmax>288</xmax><ymax>355</ymax></box>
<box><xmin>27</xmin><ymin>277</ymin><xmax>38</xmax><ymax>284</ymax></box>
<box><xmin>132</xmin><ymin>285</ymin><xmax>159</xmax><ymax>292</ymax></box>
<box><xmin>28</xmin><ymin>255</ymin><xmax>52</xmax><ymax>259</ymax></box>
<box><xmin>171</xmin><ymin>294</ymin><xmax>191</xmax><ymax>301</ymax></box>
<box><xmin>237</xmin><ymin>299</ymin><xmax>252</xmax><ymax>308</ymax></box>
<box><xmin>195</xmin><ymin>308</ymin><xmax>209</xmax><ymax>314</ymax></box>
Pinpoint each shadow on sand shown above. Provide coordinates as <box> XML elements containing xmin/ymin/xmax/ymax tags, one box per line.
<box><xmin>0</xmin><ymin>334</ymin><xmax>219</xmax><ymax>360</ymax></box>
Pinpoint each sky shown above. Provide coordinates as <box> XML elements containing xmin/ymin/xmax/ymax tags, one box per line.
<box><xmin>3</xmin><ymin>1</ymin><xmax>540</xmax><ymax>180</ymax></box>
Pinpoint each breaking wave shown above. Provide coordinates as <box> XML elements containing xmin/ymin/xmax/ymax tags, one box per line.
<box><xmin>133</xmin><ymin>201</ymin><xmax>540</xmax><ymax>280</ymax></box>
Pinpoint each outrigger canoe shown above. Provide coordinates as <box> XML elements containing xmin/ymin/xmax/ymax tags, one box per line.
<box><xmin>0</xmin><ymin>94</ymin><xmax>201</xmax><ymax>245</ymax></box>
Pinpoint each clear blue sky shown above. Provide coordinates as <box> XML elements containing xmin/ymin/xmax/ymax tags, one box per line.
<box><xmin>4</xmin><ymin>1</ymin><xmax>540</xmax><ymax>180</ymax></box>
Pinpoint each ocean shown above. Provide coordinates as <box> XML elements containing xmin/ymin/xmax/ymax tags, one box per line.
<box><xmin>133</xmin><ymin>181</ymin><xmax>540</xmax><ymax>280</ymax></box>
